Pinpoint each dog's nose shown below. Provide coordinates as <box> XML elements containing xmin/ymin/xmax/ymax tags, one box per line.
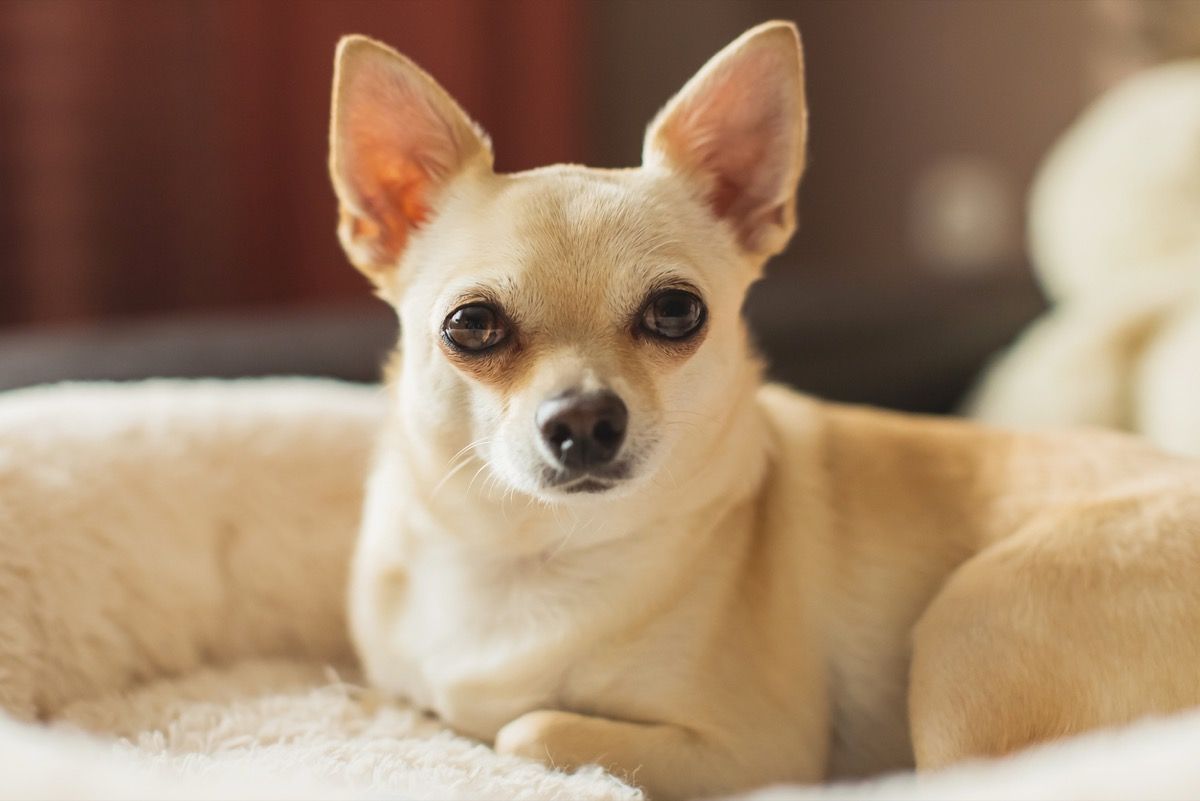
<box><xmin>536</xmin><ymin>389</ymin><xmax>628</xmax><ymax>471</ymax></box>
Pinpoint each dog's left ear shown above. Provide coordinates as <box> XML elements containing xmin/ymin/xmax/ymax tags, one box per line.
<box><xmin>643</xmin><ymin>21</ymin><xmax>807</xmax><ymax>260</ymax></box>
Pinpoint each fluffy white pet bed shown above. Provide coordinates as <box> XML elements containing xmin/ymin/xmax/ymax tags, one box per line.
<box><xmin>2</xmin><ymin>378</ymin><xmax>1200</xmax><ymax>800</ymax></box>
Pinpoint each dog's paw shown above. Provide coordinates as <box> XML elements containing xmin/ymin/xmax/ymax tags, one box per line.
<box><xmin>494</xmin><ymin>709</ymin><xmax>577</xmax><ymax>768</ymax></box>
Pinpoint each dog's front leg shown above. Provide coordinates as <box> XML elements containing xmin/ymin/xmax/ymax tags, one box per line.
<box><xmin>494</xmin><ymin>709</ymin><xmax>738</xmax><ymax>801</ymax></box>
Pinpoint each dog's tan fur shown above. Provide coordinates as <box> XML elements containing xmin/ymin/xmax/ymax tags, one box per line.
<box><xmin>328</xmin><ymin>22</ymin><xmax>1200</xmax><ymax>800</ymax></box>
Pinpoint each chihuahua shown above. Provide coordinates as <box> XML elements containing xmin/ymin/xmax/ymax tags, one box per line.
<box><xmin>329</xmin><ymin>22</ymin><xmax>1200</xmax><ymax>800</ymax></box>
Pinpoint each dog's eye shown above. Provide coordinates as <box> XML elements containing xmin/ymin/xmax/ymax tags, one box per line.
<box><xmin>442</xmin><ymin>304</ymin><xmax>509</xmax><ymax>352</ymax></box>
<box><xmin>641</xmin><ymin>290</ymin><xmax>705</xmax><ymax>340</ymax></box>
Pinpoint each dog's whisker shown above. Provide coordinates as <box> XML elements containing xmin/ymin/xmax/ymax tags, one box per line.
<box><xmin>482</xmin><ymin>472</ymin><xmax>503</xmax><ymax>503</ymax></box>
<box><xmin>465</xmin><ymin>463</ymin><xmax>493</xmax><ymax>496</ymax></box>
<box><xmin>662</xmin><ymin>463</ymin><xmax>680</xmax><ymax>489</ymax></box>
<box><xmin>432</xmin><ymin>456</ymin><xmax>477</xmax><ymax>497</ymax></box>
<box><xmin>544</xmin><ymin>509</ymin><xmax>584</xmax><ymax>562</ymax></box>
<box><xmin>431</xmin><ymin>437</ymin><xmax>498</xmax><ymax>498</ymax></box>
<box><xmin>656</xmin><ymin>420</ymin><xmax>703</xmax><ymax>435</ymax></box>
<box><xmin>444</xmin><ymin>436</ymin><xmax>494</xmax><ymax>468</ymax></box>
<box><xmin>498</xmin><ymin>483</ymin><xmax>516</xmax><ymax>523</ymax></box>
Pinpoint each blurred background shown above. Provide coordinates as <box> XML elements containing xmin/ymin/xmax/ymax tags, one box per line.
<box><xmin>1</xmin><ymin>0</ymin><xmax>1196</xmax><ymax>411</ymax></box>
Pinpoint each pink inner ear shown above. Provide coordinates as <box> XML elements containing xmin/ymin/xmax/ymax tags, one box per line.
<box><xmin>658</xmin><ymin>44</ymin><xmax>798</xmax><ymax>242</ymax></box>
<box><xmin>338</xmin><ymin>56</ymin><xmax>469</xmax><ymax>255</ymax></box>
<box><xmin>350</xmin><ymin>154</ymin><xmax>430</xmax><ymax>259</ymax></box>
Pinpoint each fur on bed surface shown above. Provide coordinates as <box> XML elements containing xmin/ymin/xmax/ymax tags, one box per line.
<box><xmin>8</xmin><ymin>658</ymin><xmax>1200</xmax><ymax>801</ymax></box>
<box><xmin>1</xmin><ymin>378</ymin><xmax>1199</xmax><ymax>800</ymax></box>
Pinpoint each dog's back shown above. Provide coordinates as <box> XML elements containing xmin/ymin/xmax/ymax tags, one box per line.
<box><xmin>759</xmin><ymin>385</ymin><xmax>1200</xmax><ymax>775</ymax></box>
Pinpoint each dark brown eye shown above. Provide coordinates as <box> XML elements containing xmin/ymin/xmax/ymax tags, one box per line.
<box><xmin>442</xmin><ymin>304</ymin><xmax>509</xmax><ymax>352</ymax></box>
<box><xmin>641</xmin><ymin>290</ymin><xmax>705</xmax><ymax>340</ymax></box>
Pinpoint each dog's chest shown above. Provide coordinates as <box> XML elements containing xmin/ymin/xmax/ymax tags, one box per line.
<box><xmin>373</xmin><ymin>550</ymin><xmax>591</xmax><ymax>740</ymax></box>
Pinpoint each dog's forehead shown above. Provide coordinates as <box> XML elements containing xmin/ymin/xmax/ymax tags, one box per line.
<box><xmin>506</xmin><ymin>168</ymin><xmax>685</xmax><ymax>267</ymax></box>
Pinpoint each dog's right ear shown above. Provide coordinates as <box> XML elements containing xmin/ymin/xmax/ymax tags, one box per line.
<box><xmin>329</xmin><ymin>36</ymin><xmax>493</xmax><ymax>287</ymax></box>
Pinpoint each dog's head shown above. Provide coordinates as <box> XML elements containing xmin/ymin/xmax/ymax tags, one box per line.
<box><xmin>329</xmin><ymin>22</ymin><xmax>807</xmax><ymax>502</ymax></box>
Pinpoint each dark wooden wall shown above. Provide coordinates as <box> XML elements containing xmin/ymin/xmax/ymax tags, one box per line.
<box><xmin>0</xmin><ymin>0</ymin><xmax>586</xmax><ymax>327</ymax></box>
<box><xmin>2</xmin><ymin>0</ymin><xmax>1160</xmax><ymax>331</ymax></box>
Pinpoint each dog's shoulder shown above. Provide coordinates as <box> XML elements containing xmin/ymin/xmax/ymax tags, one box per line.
<box><xmin>754</xmin><ymin>382</ymin><xmax>1005</xmax><ymax>467</ymax></box>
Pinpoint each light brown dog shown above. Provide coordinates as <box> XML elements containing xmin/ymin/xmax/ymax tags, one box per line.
<box><xmin>328</xmin><ymin>21</ymin><xmax>1200</xmax><ymax>800</ymax></box>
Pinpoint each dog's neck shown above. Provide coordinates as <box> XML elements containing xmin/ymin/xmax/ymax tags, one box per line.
<box><xmin>382</xmin><ymin>356</ymin><xmax>770</xmax><ymax>566</ymax></box>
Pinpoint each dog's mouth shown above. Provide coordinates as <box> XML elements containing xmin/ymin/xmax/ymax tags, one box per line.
<box><xmin>559</xmin><ymin>476</ymin><xmax>618</xmax><ymax>494</ymax></box>
<box><xmin>540</xmin><ymin>461</ymin><xmax>632</xmax><ymax>495</ymax></box>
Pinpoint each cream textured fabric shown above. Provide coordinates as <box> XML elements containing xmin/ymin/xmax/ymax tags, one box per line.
<box><xmin>1</xmin><ymin>379</ymin><xmax>1199</xmax><ymax>800</ymax></box>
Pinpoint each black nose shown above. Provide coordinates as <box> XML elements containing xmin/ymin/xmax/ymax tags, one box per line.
<box><xmin>536</xmin><ymin>389</ymin><xmax>628</xmax><ymax>471</ymax></box>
